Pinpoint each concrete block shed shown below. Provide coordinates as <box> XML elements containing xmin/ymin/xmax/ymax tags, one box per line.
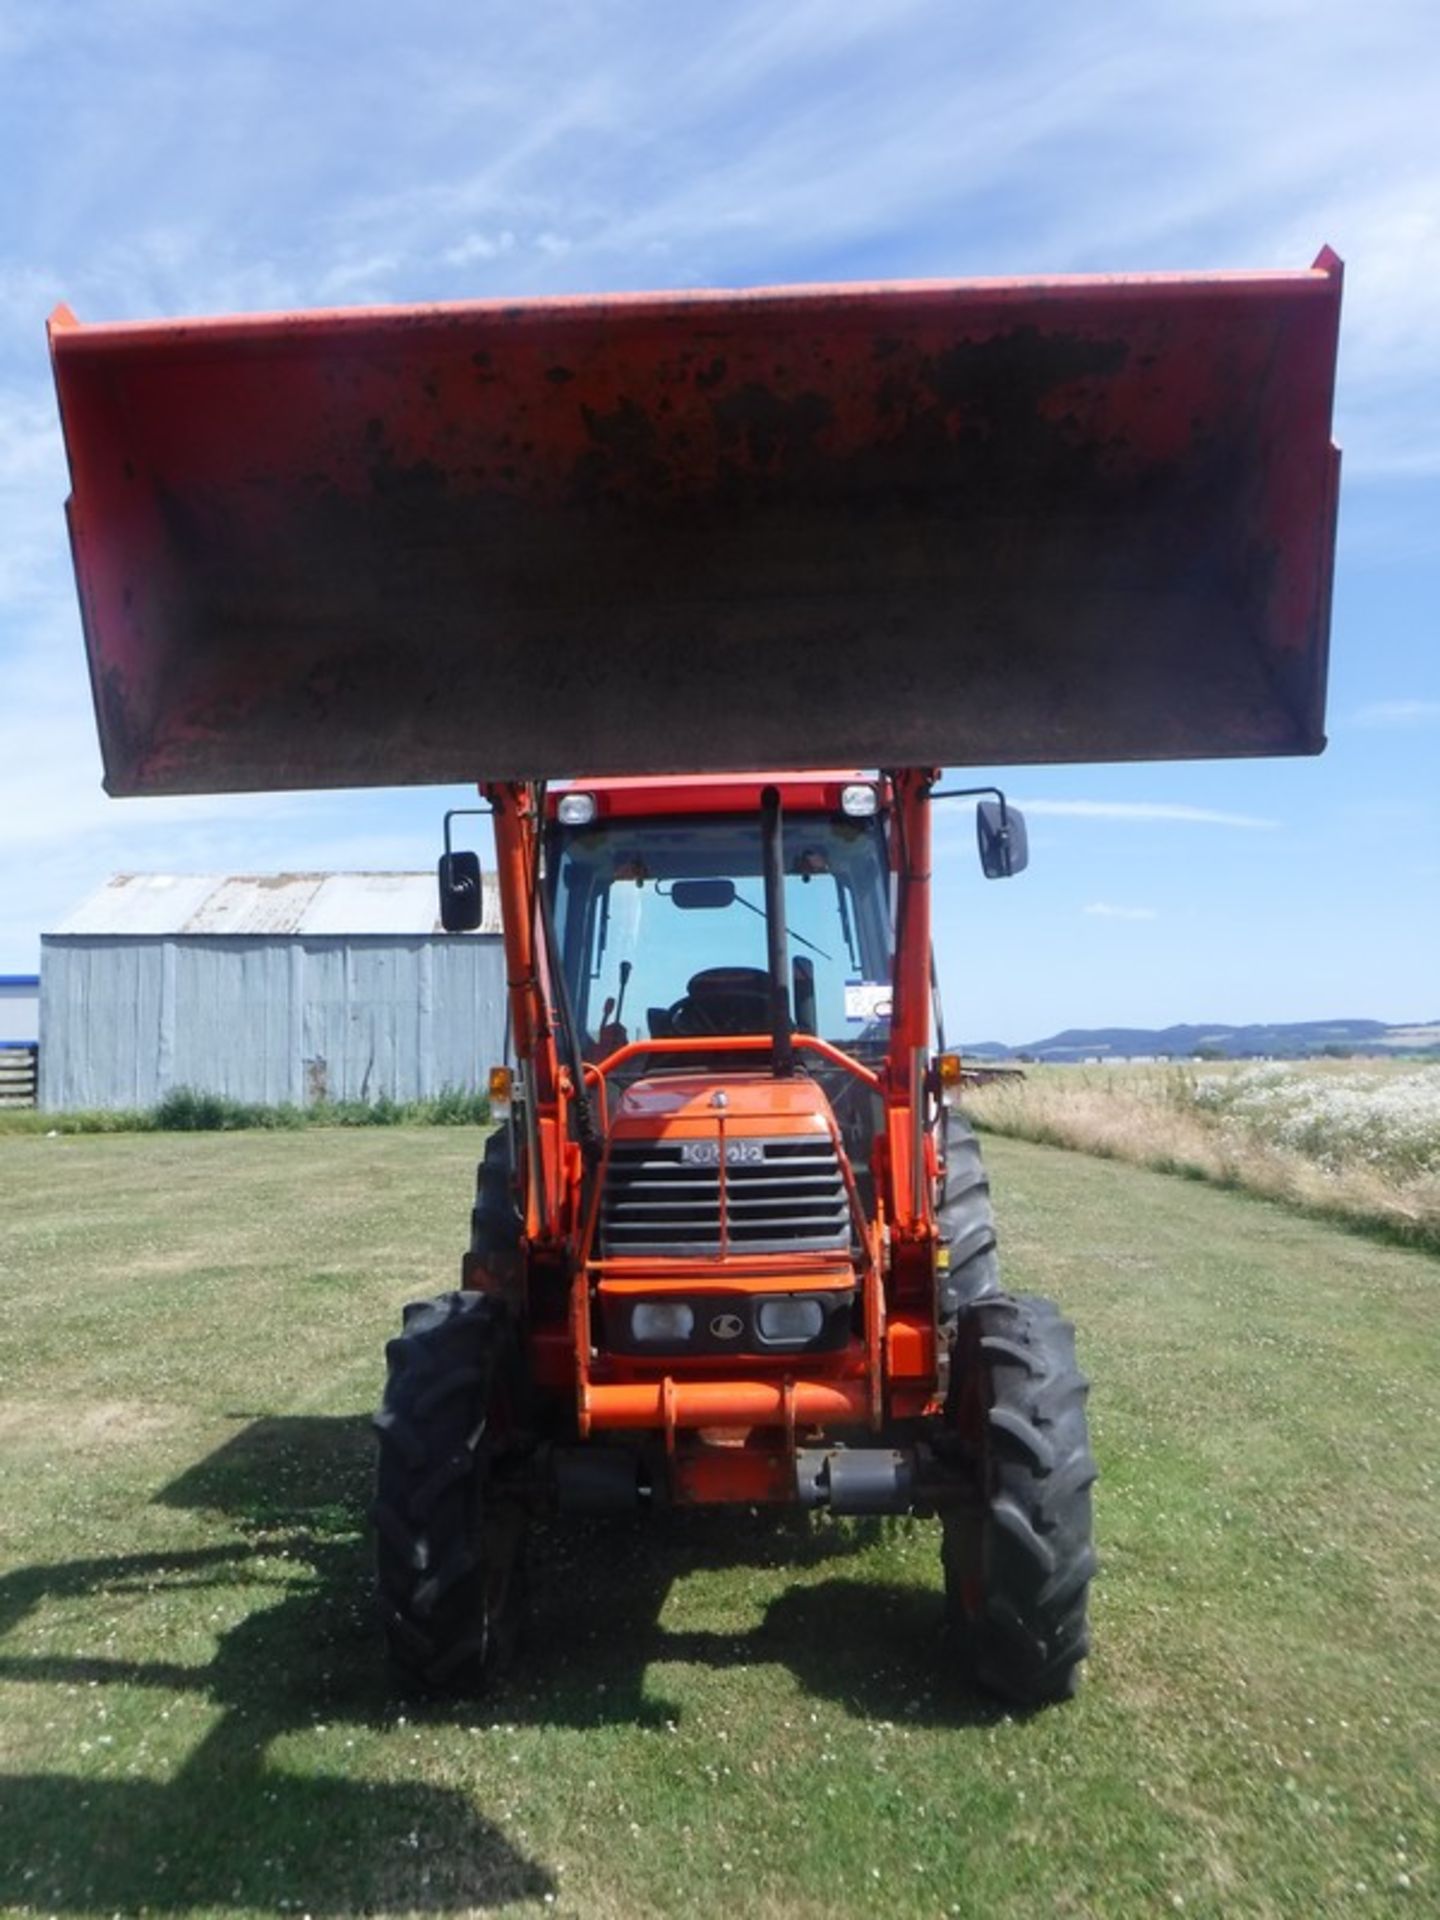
<box><xmin>40</xmin><ymin>873</ymin><xmax>504</xmax><ymax>1112</ymax></box>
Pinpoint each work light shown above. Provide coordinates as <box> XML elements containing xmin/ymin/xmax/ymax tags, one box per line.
<box><xmin>556</xmin><ymin>791</ymin><xmax>597</xmax><ymax>825</ymax></box>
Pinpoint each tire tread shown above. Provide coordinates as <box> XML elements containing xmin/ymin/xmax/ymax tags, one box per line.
<box><xmin>943</xmin><ymin>1291</ymin><xmax>1098</xmax><ymax>1707</ymax></box>
<box><xmin>373</xmin><ymin>1290</ymin><xmax>525</xmax><ymax>1695</ymax></box>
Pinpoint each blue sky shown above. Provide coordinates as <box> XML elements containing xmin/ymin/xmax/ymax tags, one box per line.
<box><xmin>1</xmin><ymin>0</ymin><xmax>1435</xmax><ymax>1042</ymax></box>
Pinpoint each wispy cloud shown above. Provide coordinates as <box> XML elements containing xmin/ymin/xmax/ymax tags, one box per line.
<box><xmin>314</xmin><ymin>252</ymin><xmax>405</xmax><ymax>304</ymax></box>
<box><xmin>1018</xmin><ymin>800</ymin><xmax>1281</xmax><ymax>830</ymax></box>
<box><xmin>442</xmin><ymin>230</ymin><xmax>517</xmax><ymax>267</ymax></box>
<box><xmin>4</xmin><ymin>3</ymin><xmax>1436</xmax><ymax>477</ymax></box>
<box><xmin>1084</xmin><ymin>902</ymin><xmax>1159</xmax><ymax>921</ymax></box>
<box><xmin>0</xmin><ymin>387</ymin><xmax>70</xmax><ymax>604</ymax></box>
<box><xmin>1352</xmin><ymin>699</ymin><xmax>1440</xmax><ymax>729</ymax></box>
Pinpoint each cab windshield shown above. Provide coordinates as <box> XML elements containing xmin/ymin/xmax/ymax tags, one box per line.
<box><xmin>547</xmin><ymin>811</ymin><xmax>894</xmax><ymax>1058</ymax></box>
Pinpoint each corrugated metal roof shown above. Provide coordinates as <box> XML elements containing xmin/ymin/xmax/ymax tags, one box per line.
<box><xmin>50</xmin><ymin>873</ymin><xmax>502</xmax><ymax>938</ymax></box>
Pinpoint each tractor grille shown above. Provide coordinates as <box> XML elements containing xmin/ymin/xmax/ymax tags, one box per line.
<box><xmin>600</xmin><ymin>1135</ymin><xmax>850</xmax><ymax>1258</ymax></box>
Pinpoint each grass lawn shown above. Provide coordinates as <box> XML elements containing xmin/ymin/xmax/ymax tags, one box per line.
<box><xmin>1</xmin><ymin>1128</ymin><xmax>1436</xmax><ymax>1918</ymax></box>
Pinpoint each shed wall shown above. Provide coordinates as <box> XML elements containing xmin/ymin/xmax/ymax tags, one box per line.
<box><xmin>39</xmin><ymin>935</ymin><xmax>505</xmax><ymax>1110</ymax></box>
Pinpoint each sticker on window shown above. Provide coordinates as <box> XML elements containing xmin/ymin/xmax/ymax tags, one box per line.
<box><xmin>844</xmin><ymin>982</ymin><xmax>892</xmax><ymax>1023</ymax></box>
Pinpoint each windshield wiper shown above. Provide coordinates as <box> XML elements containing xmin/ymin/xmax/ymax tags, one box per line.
<box><xmin>731</xmin><ymin>888</ymin><xmax>831</xmax><ymax>961</ymax></box>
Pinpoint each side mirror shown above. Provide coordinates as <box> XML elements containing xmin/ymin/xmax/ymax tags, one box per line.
<box><xmin>438</xmin><ymin>850</ymin><xmax>484</xmax><ymax>931</ymax></box>
<box><xmin>977</xmin><ymin>800</ymin><xmax>1028</xmax><ymax>879</ymax></box>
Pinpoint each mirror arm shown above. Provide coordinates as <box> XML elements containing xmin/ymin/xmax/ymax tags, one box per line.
<box><xmin>928</xmin><ymin>782</ymin><xmax>1009</xmax><ymax>828</ymax></box>
<box><xmin>444</xmin><ymin>804</ymin><xmax>493</xmax><ymax>859</ymax></box>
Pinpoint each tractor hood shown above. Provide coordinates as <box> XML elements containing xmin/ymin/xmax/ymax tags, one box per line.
<box><xmin>611</xmin><ymin>1071</ymin><xmax>836</xmax><ymax>1131</ymax></box>
<box><xmin>49</xmin><ymin>256</ymin><xmax>1342</xmax><ymax>796</ymax></box>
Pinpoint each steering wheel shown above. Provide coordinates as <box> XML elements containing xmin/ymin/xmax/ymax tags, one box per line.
<box><xmin>665</xmin><ymin>995</ymin><xmax>724</xmax><ymax>1036</ymax></box>
<box><xmin>666</xmin><ymin>967</ymin><xmax>772</xmax><ymax>1037</ymax></box>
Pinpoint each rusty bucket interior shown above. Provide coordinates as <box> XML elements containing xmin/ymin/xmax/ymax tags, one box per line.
<box><xmin>50</xmin><ymin>254</ymin><xmax>1342</xmax><ymax>797</ymax></box>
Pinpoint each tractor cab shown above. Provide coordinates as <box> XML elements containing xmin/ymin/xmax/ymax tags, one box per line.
<box><xmin>548</xmin><ymin>776</ymin><xmax>893</xmax><ymax>1059</ymax></box>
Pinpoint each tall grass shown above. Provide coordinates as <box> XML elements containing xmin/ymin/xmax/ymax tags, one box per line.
<box><xmin>965</xmin><ymin>1060</ymin><xmax>1440</xmax><ymax>1252</ymax></box>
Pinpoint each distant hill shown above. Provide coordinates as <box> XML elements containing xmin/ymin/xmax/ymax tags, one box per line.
<box><xmin>960</xmin><ymin>1019</ymin><xmax>1440</xmax><ymax>1062</ymax></box>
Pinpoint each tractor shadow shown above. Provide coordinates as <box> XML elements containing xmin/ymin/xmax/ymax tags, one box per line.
<box><xmin>0</xmin><ymin>1413</ymin><xmax>1001</xmax><ymax>1910</ymax></box>
<box><xmin>0</xmin><ymin>1414</ymin><xmax>553</xmax><ymax>1915</ymax></box>
<box><xmin>151</xmin><ymin>1415</ymin><xmax>999</xmax><ymax>1736</ymax></box>
<box><xmin>504</xmin><ymin>1509</ymin><xmax>1005</xmax><ymax>1733</ymax></box>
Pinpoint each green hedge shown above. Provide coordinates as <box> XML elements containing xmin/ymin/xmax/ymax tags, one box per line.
<box><xmin>0</xmin><ymin>1086</ymin><xmax>492</xmax><ymax>1135</ymax></box>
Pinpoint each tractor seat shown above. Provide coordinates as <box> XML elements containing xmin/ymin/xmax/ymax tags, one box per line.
<box><xmin>650</xmin><ymin>966</ymin><xmax>773</xmax><ymax>1039</ymax></box>
<box><xmin>688</xmin><ymin>966</ymin><xmax>770</xmax><ymax>1004</ymax></box>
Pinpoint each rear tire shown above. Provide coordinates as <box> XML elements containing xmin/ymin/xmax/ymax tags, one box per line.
<box><xmin>937</xmin><ymin>1112</ymin><xmax>1001</xmax><ymax>1319</ymax></box>
<box><xmin>941</xmin><ymin>1294</ymin><xmax>1097</xmax><ymax>1706</ymax></box>
<box><xmin>471</xmin><ymin>1128</ymin><xmax>521</xmax><ymax>1263</ymax></box>
<box><xmin>373</xmin><ymin>1291</ymin><xmax>528</xmax><ymax>1693</ymax></box>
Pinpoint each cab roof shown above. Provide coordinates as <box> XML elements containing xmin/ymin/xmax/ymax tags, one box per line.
<box><xmin>548</xmin><ymin>771</ymin><xmax>876</xmax><ymax>815</ymax></box>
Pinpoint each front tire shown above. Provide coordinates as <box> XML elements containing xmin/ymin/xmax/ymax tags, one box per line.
<box><xmin>373</xmin><ymin>1291</ymin><xmax>528</xmax><ymax>1693</ymax></box>
<box><xmin>942</xmin><ymin>1294</ymin><xmax>1097</xmax><ymax>1706</ymax></box>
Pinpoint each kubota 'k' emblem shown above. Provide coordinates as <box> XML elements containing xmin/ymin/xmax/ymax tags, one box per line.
<box><xmin>710</xmin><ymin>1313</ymin><xmax>744</xmax><ymax>1341</ymax></box>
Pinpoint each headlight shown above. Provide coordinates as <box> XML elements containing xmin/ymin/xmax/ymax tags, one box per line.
<box><xmin>557</xmin><ymin>791</ymin><xmax>597</xmax><ymax>825</ymax></box>
<box><xmin>757</xmin><ymin>1297</ymin><xmax>825</xmax><ymax>1344</ymax></box>
<box><xmin>631</xmin><ymin>1301</ymin><xmax>695</xmax><ymax>1343</ymax></box>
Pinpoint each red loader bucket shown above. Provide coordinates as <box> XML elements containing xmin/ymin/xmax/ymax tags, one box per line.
<box><xmin>49</xmin><ymin>254</ymin><xmax>1342</xmax><ymax>796</ymax></box>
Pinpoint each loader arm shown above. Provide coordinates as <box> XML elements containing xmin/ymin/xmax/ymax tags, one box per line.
<box><xmin>49</xmin><ymin>255</ymin><xmax>1342</xmax><ymax>798</ymax></box>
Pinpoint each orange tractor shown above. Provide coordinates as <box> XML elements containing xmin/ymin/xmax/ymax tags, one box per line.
<box><xmin>50</xmin><ymin>255</ymin><xmax>1342</xmax><ymax>1704</ymax></box>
